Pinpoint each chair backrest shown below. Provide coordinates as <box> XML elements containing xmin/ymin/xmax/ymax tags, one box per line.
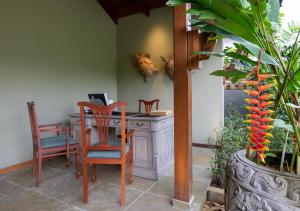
<box><xmin>138</xmin><ymin>99</ymin><xmax>160</xmax><ymax>113</ymax></box>
<box><xmin>77</xmin><ymin>101</ymin><xmax>127</xmax><ymax>155</ymax></box>
<box><xmin>27</xmin><ymin>102</ymin><xmax>40</xmax><ymax>148</ymax></box>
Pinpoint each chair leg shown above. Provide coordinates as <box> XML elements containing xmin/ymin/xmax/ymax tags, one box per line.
<box><xmin>75</xmin><ymin>147</ymin><xmax>80</xmax><ymax>178</ymax></box>
<box><xmin>82</xmin><ymin>162</ymin><xmax>88</xmax><ymax>204</ymax></box>
<box><xmin>120</xmin><ymin>163</ymin><xmax>126</xmax><ymax>206</ymax></box>
<box><xmin>36</xmin><ymin>155</ymin><xmax>42</xmax><ymax>187</ymax></box>
<box><xmin>128</xmin><ymin>151</ymin><xmax>133</xmax><ymax>185</ymax></box>
<box><xmin>32</xmin><ymin>148</ymin><xmax>36</xmax><ymax>176</ymax></box>
<box><xmin>66</xmin><ymin>157</ymin><xmax>70</xmax><ymax>168</ymax></box>
<box><xmin>91</xmin><ymin>164</ymin><xmax>96</xmax><ymax>183</ymax></box>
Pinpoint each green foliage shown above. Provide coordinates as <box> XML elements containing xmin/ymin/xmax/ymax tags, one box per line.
<box><xmin>210</xmin><ymin>105</ymin><xmax>292</xmax><ymax>188</ymax></box>
<box><xmin>209</xmin><ymin>105</ymin><xmax>247</xmax><ymax>188</ymax></box>
<box><xmin>168</xmin><ymin>0</ymin><xmax>300</xmax><ymax>174</ymax></box>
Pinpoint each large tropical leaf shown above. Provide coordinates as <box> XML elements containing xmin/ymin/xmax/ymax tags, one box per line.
<box><xmin>286</xmin><ymin>67</ymin><xmax>300</xmax><ymax>92</ymax></box>
<box><xmin>210</xmin><ymin>69</ymin><xmax>247</xmax><ymax>83</ymax></box>
<box><xmin>267</xmin><ymin>0</ymin><xmax>280</xmax><ymax>24</ymax></box>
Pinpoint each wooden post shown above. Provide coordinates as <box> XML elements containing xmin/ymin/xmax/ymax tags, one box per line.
<box><xmin>173</xmin><ymin>4</ymin><xmax>193</xmax><ymax>208</ymax></box>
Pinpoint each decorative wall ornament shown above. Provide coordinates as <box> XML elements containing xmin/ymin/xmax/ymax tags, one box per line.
<box><xmin>135</xmin><ymin>52</ymin><xmax>159</xmax><ymax>82</ymax></box>
<box><xmin>161</xmin><ymin>56</ymin><xmax>174</xmax><ymax>80</ymax></box>
<box><xmin>225</xmin><ymin>150</ymin><xmax>300</xmax><ymax>211</ymax></box>
<box><xmin>198</xmin><ymin>32</ymin><xmax>217</xmax><ymax>61</ymax></box>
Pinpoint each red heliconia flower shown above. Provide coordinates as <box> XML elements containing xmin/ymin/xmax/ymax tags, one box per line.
<box><xmin>246</xmin><ymin>114</ymin><xmax>260</xmax><ymax>119</ymax></box>
<box><xmin>257</xmin><ymin>131</ymin><xmax>273</xmax><ymax>137</ymax></box>
<box><xmin>244</xmin><ymin>49</ymin><xmax>274</xmax><ymax>164</ymax></box>
<box><xmin>249</xmin><ymin>138</ymin><xmax>259</xmax><ymax>144</ymax></box>
<box><xmin>244</xmin><ymin>99</ymin><xmax>259</xmax><ymax>105</ymax></box>
<box><xmin>260</xmin><ymin>117</ymin><xmax>274</xmax><ymax>123</ymax></box>
<box><xmin>247</xmin><ymin>126</ymin><xmax>261</xmax><ymax>133</ymax></box>
<box><xmin>259</xmin><ymin>84</ymin><xmax>273</xmax><ymax>92</ymax></box>
<box><xmin>259</xmin><ymin>94</ymin><xmax>274</xmax><ymax>101</ymax></box>
<box><xmin>249</xmin><ymin>132</ymin><xmax>260</xmax><ymax>139</ymax></box>
<box><xmin>245</xmin><ymin>80</ymin><xmax>259</xmax><ymax>86</ymax></box>
<box><xmin>258</xmin><ymin>152</ymin><xmax>266</xmax><ymax>163</ymax></box>
<box><xmin>244</xmin><ymin>90</ymin><xmax>259</xmax><ymax>97</ymax></box>
<box><xmin>260</xmin><ymin>101</ymin><xmax>274</xmax><ymax>108</ymax></box>
<box><xmin>259</xmin><ymin>74</ymin><xmax>274</xmax><ymax>80</ymax></box>
<box><xmin>244</xmin><ymin>119</ymin><xmax>260</xmax><ymax>126</ymax></box>
<box><xmin>260</xmin><ymin>110</ymin><xmax>274</xmax><ymax>116</ymax></box>
<box><xmin>260</xmin><ymin>124</ymin><xmax>273</xmax><ymax>130</ymax></box>
<box><xmin>256</xmin><ymin>143</ymin><xmax>269</xmax><ymax>151</ymax></box>
<box><xmin>245</xmin><ymin>106</ymin><xmax>260</xmax><ymax>113</ymax></box>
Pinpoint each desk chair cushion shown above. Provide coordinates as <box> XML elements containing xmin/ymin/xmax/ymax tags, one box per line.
<box><xmin>41</xmin><ymin>135</ymin><xmax>77</xmax><ymax>148</ymax></box>
<box><xmin>87</xmin><ymin>137</ymin><xmax>130</xmax><ymax>159</ymax></box>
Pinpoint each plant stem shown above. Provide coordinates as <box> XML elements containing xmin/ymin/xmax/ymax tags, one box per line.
<box><xmin>297</xmin><ymin>154</ymin><xmax>300</xmax><ymax>175</ymax></box>
<box><xmin>280</xmin><ymin>130</ymin><xmax>289</xmax><ymax>171</ymax></box>
<box><xmin>290</xmin><ymin>144</ymin><xmax>298</xmax><ymax>173</ymax></box>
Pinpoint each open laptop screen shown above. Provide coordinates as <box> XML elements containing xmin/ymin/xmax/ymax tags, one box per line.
<box><xmin>88</xmin><ymin>93</ymin><xmax>108</xmax><ymax>106</ymax></box>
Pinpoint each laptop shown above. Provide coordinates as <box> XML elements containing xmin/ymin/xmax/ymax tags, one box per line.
<box><xmin>88</xmin><ymin>93</ymin><xmax>109</xmax><ymax>106</ymax></box>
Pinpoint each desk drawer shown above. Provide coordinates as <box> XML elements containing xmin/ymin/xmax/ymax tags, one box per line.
<box><xmin>70</xmin><ymin>118</ymin><xmax>81</xmax><ymax>125</ymax></box>
<box><xmin>129</xmin><ymin>120</ymin><xmax>151</xmax><ymax>129</ymax></box>
<box><xmin>110</xmin><ymin>119</ymin><xmax>122</xmax><ymax>127</ymax></box>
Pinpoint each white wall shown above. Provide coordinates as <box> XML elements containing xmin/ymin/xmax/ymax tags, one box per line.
<box><xmin>192</xmin><ymin>41</ymin><xmax>224</xmax><ymax>143</ymax></box>
<box><xmin>0</xmin><ymin>0</ymin><xmax>117</xmax><ymax>168</ymax></box>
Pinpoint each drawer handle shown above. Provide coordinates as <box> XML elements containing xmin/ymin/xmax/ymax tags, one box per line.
<box><xmin>113</xmin><ymin>120</ymin><xmax>120</xmax><ymax>125</ymax></box>
<box><xmin>75</xmin><ymin>119</ymin><xmax>81</xmax><ymax>122</ymax></box>
<box><xmin>136</xmin><ymin>122</ymin><xmax>144</xmax><ymax>127</ymax></box>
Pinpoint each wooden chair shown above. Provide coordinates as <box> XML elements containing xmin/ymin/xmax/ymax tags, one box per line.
<box><xmin>138</xmin><ymin>99</ymin><xmax>160</xmax><ymax>113</ymax></box>
<box><xmin>27</xmin><ymin>102</ymin><xmax>80</xmax><ymax>187</ymax></box>
<box><xmin>78</xmin><ymin>101</ymin><xmax>134</xmax><ymax>205</ymax></box>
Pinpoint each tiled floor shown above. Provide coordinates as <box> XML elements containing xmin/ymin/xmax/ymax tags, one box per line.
<box><xmin>0</xmin><ymin>147</ymin><xmax>214</xmax><ymax>211</ymax></box>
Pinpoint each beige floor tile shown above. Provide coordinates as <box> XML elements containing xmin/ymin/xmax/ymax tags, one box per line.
<box><xmin>0</xmin><ymin>180</ymin><xmax>28</xmax><ymax>201</ymax></box>
<box><xmin>6</xmin><ymin>166</ymin><xmax>66</xmax><ymax>189</ymax></box>
<box><xmin>127</xmin><ymin>193</ymin><xmax>178</xmax><ymax>211</ymax></box>
<box><xmin>36</xmin><ymin>172</ymin><xmax>83</xmax><ymax>203</ymax></box>
<box><xmin>0</xmin><ymin>188</ymin><xmax>75</xmax><ymax>211</ymax></box>
<box><xmin>44</xmin><ymin>155</ymin><xmax>75</xmax><ymax>171</ymax></box>
<box><xmin>193</xmin><ymin>165</ymin><xmax>212</xmax><ymax>183</ymax></box>
<box><xmin>70</xmin><ymin>182</ymin><xmax>142</xmax><ymax>211</ymax></box>
<box><xmin>107</xmin><ymin>173</ymin><xmax>155</xmax><ymax>192</ymax></box>
<box><xmin>147</xmin><ymin>176</ymin><xmax>174</xmax><ymax>198</ymax></box>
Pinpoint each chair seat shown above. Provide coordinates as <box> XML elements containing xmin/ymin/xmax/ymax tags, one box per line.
<box><xmin>41</xmin><ymin>135</ymin><xmax>77</xmax><ymax>148</ymax></box>
<box><xmin>87</xmin><ymin>138</ymin><xmax>130</xmax><ymax>159</ymax></box>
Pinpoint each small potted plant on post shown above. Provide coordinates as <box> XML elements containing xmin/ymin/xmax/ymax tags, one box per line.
<box><xmin>167</xmin><ymin>0</ymin><xmax>300</xmax><ymax>210</ymax></box>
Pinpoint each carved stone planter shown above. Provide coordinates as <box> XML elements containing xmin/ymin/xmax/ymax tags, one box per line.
<box><xmin>225</xmin><ymin>150</ymin><xmax>300</xmax><ymax>211</ymax></box>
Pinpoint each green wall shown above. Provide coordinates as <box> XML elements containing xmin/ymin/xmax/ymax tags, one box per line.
<box><xmin>0</xmin><ymin>0</ymin><xmax>117</xmax><ymax>168</ymax></box>
<box><xmin>117</xmin><ymin>7</ymin><xmax>174</xmax><ymax>112</ymax></box>
<box><xmin>117</xmin><ymin>7</ymin><xmax>224</xmax><ymax>143</ymax></box>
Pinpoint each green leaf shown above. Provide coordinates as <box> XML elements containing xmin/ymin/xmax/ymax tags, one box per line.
<box><xmin>224</xmin><ymin>0</ymin><xmax>249</xmax><ymax>8</ymax></box>
<box><xmin>266</xmin><ymin>152</ymin><xmax>277</xmax><ymax>158</ymax></box>
<box><xmin>210</xmin><ymin>70</ymin><xmax>247</xmax><ymax>83</ymax></box>
<box><xmin>286</xmin><ymin>67</ymin><xmax>300</xmax><ymax>92</ymax></box>
<box><xmin>208</xmin><ymin>35</ymin><xmax>224</xmax><ymax>41</ymax></box>
<box><xmin>233</xmin><ymin>43</ymin><xmax>254</xmax><ymax>55</ymax></box>
<box><xmin>274</xmin><ymin>119</ymin><xmax>294</xmax><ymax>132</ymax></box>
<box><xmin>194</xmin><ymin>23</ymin><xmax>278</xmax><ymax>66</ymax></box>
<box><xmin>267</xmin><ymin>0</ymin><xmax>280</xmax><ymax>24</ymax></box>
<box><xmin>238</xmin><ymin>40</ymin><xmax>279</xmax><ymax>66</ymax></box>
<box><xmin>226</xmin><ymin>52</ymin><xmax>257</xmax><ymax>66</ymax></box>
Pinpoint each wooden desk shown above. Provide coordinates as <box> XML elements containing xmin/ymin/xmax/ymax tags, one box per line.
<box><xmin>68</xmin><ymin>112</ymin><xmax>174</xmax><ymax>180</ymax></box>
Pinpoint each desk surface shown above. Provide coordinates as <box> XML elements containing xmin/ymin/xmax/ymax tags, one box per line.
<box><xmin>69</xmin><ymin>112</ymin><xmax>173</xmax><ymax>121</ymax></box>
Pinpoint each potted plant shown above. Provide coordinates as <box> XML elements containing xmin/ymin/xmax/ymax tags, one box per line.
<box><xmin>167</xmin><ymin>0</ymin><xmax>300</xmax><ymax>210</ymax></box>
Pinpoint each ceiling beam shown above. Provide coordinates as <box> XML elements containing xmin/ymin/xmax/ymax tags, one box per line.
<box><xmin>97</xmin><ymin>0</ymin><xmax>118</xmax><ymax>24</ymax></box>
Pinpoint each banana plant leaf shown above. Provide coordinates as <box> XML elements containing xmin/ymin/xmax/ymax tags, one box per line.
<box><xmin>210</xmin><ymin>69</ymin><xmax>247</xmax><ymax>83</ymax></box>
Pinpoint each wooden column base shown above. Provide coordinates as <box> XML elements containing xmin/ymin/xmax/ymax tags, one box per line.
<box><xmin>172</xmin><ymin>195</ymin><xmax>195</xmax><ymax>210</ymax></box>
